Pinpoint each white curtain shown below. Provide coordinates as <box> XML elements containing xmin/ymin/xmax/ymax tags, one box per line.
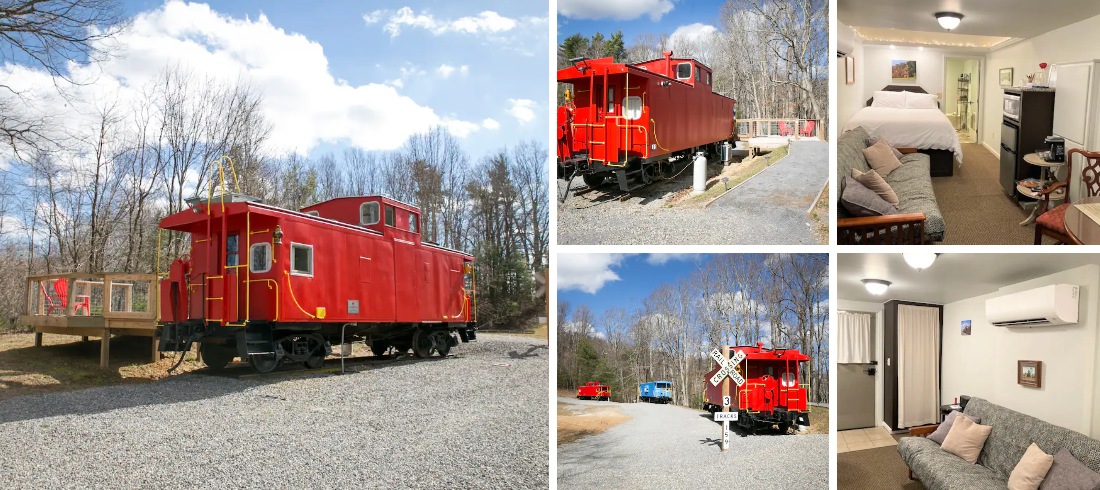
<box><xmin>837</xmin><ymin>311</ymin><xmax>872</xmax><ymax>363</ymax></box>
<box><xmin>898</xmin><ymin>304</ymin><xmax>941</xmax><ymax>428</ymax></box>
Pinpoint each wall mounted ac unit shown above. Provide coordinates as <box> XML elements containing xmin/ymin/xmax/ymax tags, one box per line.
<box><xmin>985</xmin><ymin>284</ymin><xmax>1079</xmax><ymax>327</ymax></box>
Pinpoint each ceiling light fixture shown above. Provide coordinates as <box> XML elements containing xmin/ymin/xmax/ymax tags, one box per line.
<box><xmin>863</xmin><ymin>279</ymin><xmax>892</xmax><ymax>295</ymax></box>
<box><xmin>936</xmin><ymin>12</ymin><xmax>964</xmax><ymax>30</ymax></box>
<box><xmin>903</xmin><ymin>252</ymin><xmax>939</xmax><ymax>271</ymax></box>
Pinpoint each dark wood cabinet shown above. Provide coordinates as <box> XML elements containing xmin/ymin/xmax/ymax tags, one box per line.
<box><xmin>1000</xmin><ymin>88</ymin><xmax>1055</xmax><ymax>200</ymax></box>
<box><xmin>882</xmin><ymin>300</ymin><xmax>943</xmax><ymax>430</ymax></box>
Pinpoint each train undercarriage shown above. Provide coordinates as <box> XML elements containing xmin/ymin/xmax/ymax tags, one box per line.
<box><xmin>557</xmin><ymin>140</ymin><xmax>731</xmax><ymax>200</ymax></box>
<box><xmin>159</xmin><ymin>320</ymin><xmax>477</xmax><ymax>373</ymax></box>
<box><xmin>703</xmin><ymin>404</ymin><xmax>810</xmax><ymax>434</ymax></box>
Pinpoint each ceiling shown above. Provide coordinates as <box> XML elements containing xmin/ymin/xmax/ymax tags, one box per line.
<box><xmin>850</xmin><ymin>27</ymin><xmax>1011</xmax><ymax>49</ymax></box>
<box><xmin>840</xmin><ymin>0</ymin><xmax>1100</xmax><ymax>41</ymax></box>
<box><xmin>837</xmin><ymin>253</ymin><xmax>1100</xmax><ymax>304</ymax></box>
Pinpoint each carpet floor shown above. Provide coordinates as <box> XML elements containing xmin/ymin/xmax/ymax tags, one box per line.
<box><xmin>838</xmin><ymin>445</ymin><xmax>926</xmax><ymax>490</ymax></box>
<box><xmin>933</xmin><ymin>143</ymin><xmax>1059</xmax><ymax>244</ymax></box>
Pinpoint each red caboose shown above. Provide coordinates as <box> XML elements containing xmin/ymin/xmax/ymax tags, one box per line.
<box><xmin>576</xmin><ymin>382</ymin><xmax>611</xmax><ymax>401</ymax></box>
<box><xmin>557</xmin><ymin>52</ymin><xmax>736</xmax><ymax>192</ymax></box>
<box><xmin>157</xmin><ymin>169</ymin><xmax>476</xmax><ymax>373</ymax></box>
<box><xmin>703</xmin><ymin>342</ymin><xmax>810</xmax><ymax>434</ymax></box>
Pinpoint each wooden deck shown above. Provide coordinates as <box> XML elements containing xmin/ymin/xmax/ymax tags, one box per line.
<box><xmin>20</xmin><ymin>273</ymin><xmax>160</xmax><ymax>368</ymax></box>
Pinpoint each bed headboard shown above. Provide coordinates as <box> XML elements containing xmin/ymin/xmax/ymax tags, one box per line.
<box><xmin>866</xmin><ymin>85</ymin><xmax>940</xmax><ymax>108</ymax></box>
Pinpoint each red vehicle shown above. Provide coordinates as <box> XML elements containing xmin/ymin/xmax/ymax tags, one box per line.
<box><xmin>557</xmin><ymin>52</ymin><xmax>736</xmax><ymax>193</ymax></box>
<box><xmin>703</xmin><ymin>342</ymin><xmax>810</xmax><ymax>434</ymax></box>
<box><xmin>577</xmin><ymin>382</ymin><xmax>611</xmax><ymax>401</ymax></box>
<box><xmin>157</xmin><ymin>163</ymin><xmax>476</xmax><ymax>373</ymax></box>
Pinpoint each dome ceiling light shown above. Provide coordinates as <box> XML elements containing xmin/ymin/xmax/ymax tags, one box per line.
<box><xmin>936</xmin><ymin>12</ymin><xmax>963</xmax><ymax>31</ymax></box>
<box><xmin>863</xmin><ymin>279</ymin><xmax>892</xmax><ymax>296</ymax></box>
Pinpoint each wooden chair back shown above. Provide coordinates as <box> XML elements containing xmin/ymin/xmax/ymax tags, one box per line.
<box><xmin>1069</xmin><ymin>148</ymin><xmax>1100</xmax><ymax>203</ymax></box>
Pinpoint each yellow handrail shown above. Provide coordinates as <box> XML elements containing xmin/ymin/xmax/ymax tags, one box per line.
<box><xmin>244</xmin><ymin>278</ymin><xmax>279</xmax><ymax>321</ymax></box>
<box><xmin>283</xmin><ymin>271</ymin><xmax>316</xmax><ymax>319</ymax></box>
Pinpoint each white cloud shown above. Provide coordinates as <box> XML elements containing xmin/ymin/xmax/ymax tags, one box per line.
<box><xmin>441</xmin><ymin>119</ymin><xmax>481</xmax><ymax>138</ymax></box>
<box><xmin>557</xmin><ymin>253</ymin><xmax>626</xmax><ymax>294</ymax></box>
<box><xmin>558</xmin><ymin>0</ymin><xmax>674</xmax><ymax>21</ymax></box>
<box><xmin>377</xmin><ymin>7</ymin><xmax>520</xmax><ymax>38</ymax></box>
<box><xmin>670</xmin><ymin>23</ymin><xmax>718</xmax><ymax>45</ymax></box>
<box><xmin>506</xmin><ymin>98</ymin><xmax>536</xmax><ymax>124</ymax></box>
<box><xmin>437</xmin><ymin>64</ymin><xmax>456</xmax><ymax>78</ymax></box>
<box><xmin>459</xmin><ymin>64</ymin><xmax>469</xmax><ymax>76</ymax></box>
<box><xmin>481</xmin><ymin>118</ymin><xmax>500</xmax><ymax>130</ymax></box>
<box><xmin>0</xmin><ymin>1</ymin><xmax>482</xmax><ymax>157</ymax></box>
<box><xmin>645</xmin><ymin>253</ymin><xmax>695</xmax><ymax>265</ymax></box>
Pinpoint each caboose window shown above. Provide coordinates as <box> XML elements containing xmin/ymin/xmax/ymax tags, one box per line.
<box><xmin>409</xmin><ymin>214</ymin><xmax>419</xmax><ymax>233</ymax></box>
<box><xmin>606</xmin><ymin>86</ymin><xmax>614</xmax><ymax>113</ymax></box>
<box><xmin>360</xmin><ymin>201</ymin><xmax>380</xmax><ymax>226</ymax></box>
<box><xmin>624</xmin><ymin>96</ymin><xmax>642</xmax><ymax>120</ymax></box>
<box><xmin>384</xmin><ymin>205</ymin><xmax>395</xmax><ymax>227</ymax></box>
<box><xmin>676</xmin><ymin>62</ymin><xmax>691</xmax><ymax>80</ymax></box>
<box><xmin>290</xmin><ymin>243</ymin><xmax>313</xmax><ymax>277</ymax></box>
<box><xmin>695</xmin><ymin>65</ymin><xmax>701</xmax><ymax>82</ymax></box>
<box><xmin>226</xmin><ymin>235</ymin><xmax>239</xmax><ymax>267</ymax></box>
<box><xmin>707</xmin><ymin>71</ymin><xmax>711</xmax><ymax>85</ymax></box>
<box><xmin>249</xmin><ymin>243</ymin><xmax>272</xmax><ymax>273</ymax></box>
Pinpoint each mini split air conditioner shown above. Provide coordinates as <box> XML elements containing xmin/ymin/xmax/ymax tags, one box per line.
<box><xmin>985</xmin><ymin>284</ymin><xmax>1080</xmax><ymax>327</ymax></box>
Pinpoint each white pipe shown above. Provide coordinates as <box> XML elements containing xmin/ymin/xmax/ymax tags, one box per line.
<box><xmin>692</xmin><ymin>151</ymin><xmax>707</xmax><ymax>194</ymax></box>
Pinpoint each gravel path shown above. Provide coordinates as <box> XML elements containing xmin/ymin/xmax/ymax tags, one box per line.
<box><xmin>556</xmin><ymin>140</ymin><xmax>828</xmax><ymax>244</ymax></box>
<box><xmin>557</xmin><ymin>397</ymin><xmax>829</xmax><ymax>489</ymax></box>
<box><xmin>0</xmin><ymin>334</ymin><xmax>548</xmax><ymax>489</ymax></box>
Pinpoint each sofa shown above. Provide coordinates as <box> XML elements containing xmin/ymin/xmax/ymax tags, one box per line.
<box><xmin>837</xmin><ymin>126</ymin><xmax>946</xmax><ymax>244</ymax></box>
<box><xmin>899</xmin><ymin>397</ymin><xmax>1100</xmax><ymax>490</ymax></box>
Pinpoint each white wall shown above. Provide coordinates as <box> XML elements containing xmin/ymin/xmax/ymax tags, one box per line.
<box><xmin>940</xmin><ymin>265</ymin><xmax>1100</xmax><ymax>438</ymax></box>
<box><xmin>862</xmin><ymin>46</ymin><xmax>950</xmax><ymax>106</ymax></box>
<box><xmin>837</xmin><ymin>23</ymin><xmax>865</xmax><ymax>128</ymax></box>
<box><xmin>981</xmin><ymin>12</ymin><xmax>1100</xmax><ymax>151</ymax></box>
<box><xmin>838</xmin><ymin>298</ymin><xmax>885</xmax><ymax>429</ymax></box>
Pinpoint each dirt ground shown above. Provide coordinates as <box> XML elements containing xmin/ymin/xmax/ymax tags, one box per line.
<box><xmin>557</xmin><ymin>401</ymin><xmax>632</xmax><ymax>444</ymax></box>
<box><xmin>806</xmin><ymin>405</ymin><xmax>830</xmax><ymax>435</ymax></box>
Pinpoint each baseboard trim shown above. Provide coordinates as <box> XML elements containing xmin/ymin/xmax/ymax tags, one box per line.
<box><xmin>981</xmin><ymin>141</ymin><xmax>998</xmax><ymax>156</ymax></box>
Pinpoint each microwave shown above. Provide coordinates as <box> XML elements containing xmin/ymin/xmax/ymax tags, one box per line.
<box><xmin>1004</xmin><ymin>92</ymin><xmax>1021</xmax><ymax>121</ymax></box>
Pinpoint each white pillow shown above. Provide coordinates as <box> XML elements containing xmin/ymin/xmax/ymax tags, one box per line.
<box><xmin>871</xmin><ymin>91</ymin><xmax>906</xmax><ymax>108</ymax></box>
<box><xmin>905</xmin><ymin>92</ymin><xmax>939</xmax><ymax>109</ymax></box>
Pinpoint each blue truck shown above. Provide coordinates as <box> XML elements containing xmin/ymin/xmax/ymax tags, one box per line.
<box><xmin>638</xmin><ymin>381</ymin><xmax>673</xmax><ymax>404</ymax></box>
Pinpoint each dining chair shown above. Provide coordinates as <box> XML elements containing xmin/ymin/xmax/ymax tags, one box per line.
<box><xmin>1034</xmin><ymin>148</ymin><xmax>1100</xmax><ymax>244</ymax></box>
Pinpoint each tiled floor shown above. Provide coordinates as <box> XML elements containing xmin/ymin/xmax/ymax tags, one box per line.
<box><xmin>837</xmin><ymin>426</ymin><xmax>898</xmax><ymax>453</ymax></box>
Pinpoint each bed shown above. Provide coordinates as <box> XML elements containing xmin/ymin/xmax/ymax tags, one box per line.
<box><xmin>842</xmin><ymin>85</ymin><xmax>963</xmax><ymax>177</ymax></box>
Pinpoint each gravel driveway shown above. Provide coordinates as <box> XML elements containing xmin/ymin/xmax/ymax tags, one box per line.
<box><xmin>0</xmin><ymin>334</ymin><xmax>548</xmax><ymax>489</ymax></box>
<box><xmin>557</xmin><ymin>397</ymin><xmax>829</xmax><ymax>489</ymax></box>
<box><xmin>556</xmin><ymin>140</ymin><xmax>828</xmax><ymax>245</ymax></box>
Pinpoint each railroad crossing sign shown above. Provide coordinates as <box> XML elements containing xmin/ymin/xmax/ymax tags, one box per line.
<box><xmin>708</xmin><ymin>348</ymin><xmax>746</xmax><ymax>387</ymax></box>
<box><xmin>714</xmin><ymin>412</ymin><xmax>739</xmax><ymax>421</ymax></box>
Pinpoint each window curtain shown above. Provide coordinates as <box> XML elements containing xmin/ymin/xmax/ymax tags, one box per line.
<box><xmin>837</xmin><ymin>311</ymin><xmax>872</xmax><ymax>363</ymax></box>
<box><xmin>898</xmin><ymin>304</ymin><xmax>940</xmax><ymax>428</ymax></box>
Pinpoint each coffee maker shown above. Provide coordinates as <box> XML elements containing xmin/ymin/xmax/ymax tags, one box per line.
<box><xmin>1044</xmin><ymin>136</ymin><xmax>1065</xmax><ymax>162</ymax></box>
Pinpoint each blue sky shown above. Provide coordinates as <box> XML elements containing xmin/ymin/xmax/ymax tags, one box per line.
<box><xmin>556</xmin><ymin>253</ymin><xmax>707</xmax><ymax>318</ymax></box>
<box><xmin>7</xmin><ymin>0</ymin><xmax>548</xmax><ymax>161</ymax></box>
<box><xmin>557</xmin><ymin>0</ymin><xmax>727</xmax><ymax>46</ymax></box>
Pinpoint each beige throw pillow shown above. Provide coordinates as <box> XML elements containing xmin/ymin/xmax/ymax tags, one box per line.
<box><xmin>852</xmin><ymin>168</ymin><xmax>900</xmax><ymax>207</ymax></box>
<box><xmin>941</xmin><ymin>414</ymin><xmax>993</xmax><ymax>464</ymax></box>
<box><xmin>1008</xmin><ymin>443</ymin><xmax>1055</xmax><ymax>490</ymax></box>
<box><xmin>863</xmin><ymin>139</ymin><xmax>903</xmax><ymax>177</ymax></box>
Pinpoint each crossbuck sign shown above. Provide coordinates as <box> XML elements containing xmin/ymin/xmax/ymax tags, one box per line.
<box><xmin>708</xmin><ymin>348</ymin><xmax>746</xmax><ymax>387</ymax></box>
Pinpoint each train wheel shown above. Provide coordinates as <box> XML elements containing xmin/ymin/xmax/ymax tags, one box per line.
<box><xmin>371</xmin><ymin>341</ymin><xmax>390</xmax><ymax>357</ymax></box>
<box><xmin>582</xmin><ymin>173</ymin><xmax>605</xmax><ymax>188</ymax></box>
<box><xmin>249</xmin><ymin>353</ymin><xmax>279</xmax><ymax>373</ymax></box>
<box><xmin>412</xmin><ymin>329</ymin><xmax>433</xmax><ymax>358</ymax></box>
<box><xmin>432</xmin><ymin>331</ymin><xmax>452</xmax><ymax>358</ymax></box>
<box><xmin>778</xmin><ymin>422</ymin><xmax>790</xmax><ymax>434</ymax></box>
<box><xmin>201</xmin><ymin>343</ymin><xmax>235</xmax><ymax>370</ymax></box>
<box><xmin>303</xmin><ymin>335</ymin><xmax>326</xmax><ymax>369</ymax></box>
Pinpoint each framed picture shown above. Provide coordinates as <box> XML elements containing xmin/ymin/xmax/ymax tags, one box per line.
<box><xmin>845</xmin><ymin>56</ymin><xmax>856</xmax><ymax>85</ymax></box>
<box><xmin>1000</xmin><ymin>68</ymin><xmax>1014</xmax><ymax>87</ymax></box>
<box><xmin>961</xmin><ymin>320</ymin><xmax>971</xmax><ymax>335</ymax></box>
<box><xmin>1018</xmin><ymin>360</ymin><xmax>1042</xmax><ymax>388</ymax></box>
<box><xmin>891</xmin><ymin>59</ymin><xmax>916</xmax><ymax>83</ymax></box>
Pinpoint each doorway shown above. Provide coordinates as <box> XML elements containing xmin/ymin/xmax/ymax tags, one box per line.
<box><xmin>837</xmin><ymin>310</ymin><xmax>876</xmax><ymax>430</ymax></box>
<box><xmin>944</xmin><ymin>57</ymin><xmax>981</xmax><ymax>144</ymax></box>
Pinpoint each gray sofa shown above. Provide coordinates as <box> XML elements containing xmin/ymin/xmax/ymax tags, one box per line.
<box><xmin>899</xmin><ymin>397</ymin><xmax>1100</xmax><ymax>490</ymax></box>
<box><xmin>837</xmin><ymin>126</ymin><xmax>946</xmax><ymax>243</ymax></box>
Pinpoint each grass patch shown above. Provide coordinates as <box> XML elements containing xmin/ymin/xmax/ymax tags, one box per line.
<box><xmin>803</xmin><ymin>404</ymin><xmax>830</xmax><ymax>435</ymax></box>
<box><xmin>679</xmin><ymin>145</ymin><xmax>790</xmax><ymax>204</ymax></box>
<box><xmin>809</xmin><ymin>184</ymin><xmax>829</xmax><ymax>245</ymax></box>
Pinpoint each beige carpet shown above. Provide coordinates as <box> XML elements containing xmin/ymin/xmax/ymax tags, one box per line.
<box><xmin>838</xmin><ymin>445</ymin><xmax>926</xmax><ymax>490</ymax></box>
<box><xmin>933</xmin><ymin>143</ymin><xmax>1059</xmax><ymax>244</ymax></box>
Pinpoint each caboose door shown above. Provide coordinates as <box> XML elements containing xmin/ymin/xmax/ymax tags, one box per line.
<box><xmin>393</xmin><ymin>240</ymin><xmax>419</xmax><ymax>322</ymax></box>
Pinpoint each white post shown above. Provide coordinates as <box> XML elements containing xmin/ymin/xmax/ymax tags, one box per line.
<box><xmin>692</xmin><ymin>151</ymin><xmax>707</xmax><ymax>194</ymax></box>
<box><xmin>721</xmin><ymin>345</ymin><xmax>730</xmax><ymax>452</ymax></box>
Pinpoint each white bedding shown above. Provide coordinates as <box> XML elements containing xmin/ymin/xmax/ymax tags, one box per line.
<box><xmin>843</xmin><ymin>106</ymin><xmax>964</xmax><ymax>163</ymax></box>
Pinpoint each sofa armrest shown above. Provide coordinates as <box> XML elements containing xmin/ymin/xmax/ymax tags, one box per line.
<box><xmin>837</xmin><ymin>213</ymin><xmax>927</xmax><ymax>244</ymax></box>
<box><xmin>909</xmin><ymin>424</ymin><xmax>938</xmax><ymax>438</ymax></box>
<box><xmin>896</xmin><ymin>147</ymin><xmax>920</xmax><ymax>154</ymax></box>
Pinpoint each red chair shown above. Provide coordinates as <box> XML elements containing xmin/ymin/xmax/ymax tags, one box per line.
<box><xmin>1035</xmin><ymin>148</ymin><xmax>1100</xmax><ymax>244</ymax></box>
<box><xmin>777</xmin><ymin>121</ymin><xmax>793</xmax><ymax>136</ymax></box>
<box><xmin>50</xmin><ymin>279</ymin><xmax>92</xmax><ymax>316</ymax></box>
<box><xmin>801</xmin><ymin>120</ymin><xmax>816</xmax><ymax>137</ymax></box>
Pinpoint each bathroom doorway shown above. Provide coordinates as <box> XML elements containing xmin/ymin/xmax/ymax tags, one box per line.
<box><xmin>944</xmin><ymin>57</ymin><xmax>981</xmax><ymax>144</ymax></box>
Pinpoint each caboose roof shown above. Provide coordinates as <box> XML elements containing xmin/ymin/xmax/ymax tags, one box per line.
<box><xmin>301</xmin><ymin>195</ymin><xmax>421</xmax><ymax>214</ymax></box>
<box><xmin>726</xmin><ymin>344</ymin><xmax>810</xmax><ymax>362</ymax></box>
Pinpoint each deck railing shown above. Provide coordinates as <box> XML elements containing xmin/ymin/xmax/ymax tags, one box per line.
<box><xmin>25</xmin><ymin>273</ymin><xmax>158</xmax><ymax>321</ymax></box>
<box><xmin>736</xmin><ymin>119</ymin><xmax>821</xmax><ymax>140</ymax></box>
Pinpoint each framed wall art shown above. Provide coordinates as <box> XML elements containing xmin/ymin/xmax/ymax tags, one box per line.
<box><xmin>1000</xmin><ymin>67</ymin><xmax>1014</xmax><ymax>87</ymax></box>
<box><xmin>1018</xmin><ymin>360</ymin><xmax>1042</xmax><ymax>388</ymax></box>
